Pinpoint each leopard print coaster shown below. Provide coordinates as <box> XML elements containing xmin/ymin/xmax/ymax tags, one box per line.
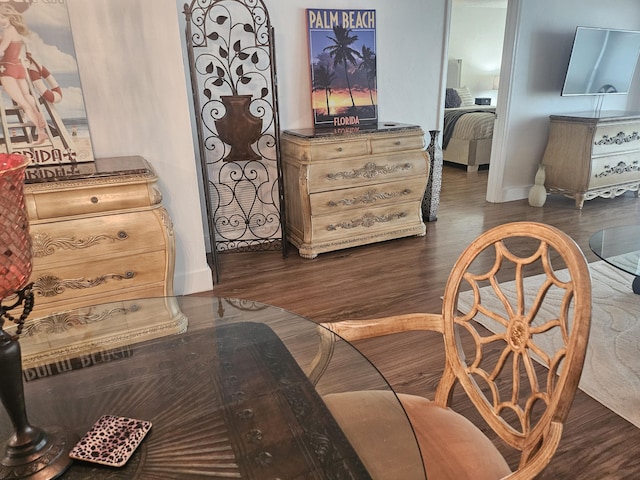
<box><xmin>69</xmin><ymin>415</ymin><xmax>152</xmax><ymax>467</ymax></box>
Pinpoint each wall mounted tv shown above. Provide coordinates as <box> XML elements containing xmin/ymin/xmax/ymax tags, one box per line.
<box><xmin>561</xmin><ymin>26</ymin><xmax>640</xmax><ymax>96</ymax></box>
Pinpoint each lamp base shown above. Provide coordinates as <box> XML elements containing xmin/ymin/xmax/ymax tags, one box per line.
<box><xmin>0</xmin><ymin>425</ymin><xmax>77</xmax><ymax>479</ymax></box>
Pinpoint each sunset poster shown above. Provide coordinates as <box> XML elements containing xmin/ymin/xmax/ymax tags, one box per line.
<box><xmin>307</xmin><ymin>9</ymin><xmax>377</xmax><ymax>128</ymax></box>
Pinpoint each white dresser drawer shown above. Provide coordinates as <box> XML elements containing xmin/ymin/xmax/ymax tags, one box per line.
<box><xmin>590</xmin><ymin>153</ymin><xmax>640</xmax><ymax>189</ymax></box>
<box><xmin>592</xmin><ymin>122</ymin><xmax>640</xmax><ymax>156</ymax></box>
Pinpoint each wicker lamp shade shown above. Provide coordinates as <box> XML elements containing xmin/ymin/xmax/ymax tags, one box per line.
<box><xmin>0</xmin><ymin>154</ymin><xmax>31</xmax><ymax>299</ymax></box>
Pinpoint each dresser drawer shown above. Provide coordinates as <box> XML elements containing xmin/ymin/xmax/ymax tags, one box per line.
<box><xmin>592</xmin><ymin>122</ymin><xmax>640</xmax><ymax>156</ymax></box>
<box><xmin>282</xmin><ymin>135</ymin><xmax>370</xmax><ymax>162</ymax></box>
<box><xmin>590</xmin><ymin>153</ymin><xmax>640</xmax><ymax>189</ymax></box>
<box><xmin>310</xmin><ymin>202</ymin><xmax>420</xmax><ymax>243</ymax></box>
<box><xmin>307</xmin><ymin>151</ymin><xmax>428</xmax><ymax>193</ymax></box>
<box><xmin>25</xmin><ymin>181</ymin><xmax>159</xmax><ymax>220</ymax></box>
<box><xmin>370</xmin><ymin>131</ymin><xmax>425</xmax><ymax>154</ymax></box>
<box><xmin>30</xmin><ymin>249</ymin><xmax>168</xmax><ymax>304</ymax></box>
<box><xmin>30</xmin><ymin>208</ymin><xmax>168</xmax><ymax>267</ymax></box>
<box><xmin>310</xmin><ymin>178</ymin><xmax>426</xmax><ymax>216</ymax></box>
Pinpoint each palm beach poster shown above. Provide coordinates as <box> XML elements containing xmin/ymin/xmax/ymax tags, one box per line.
<box><xmin>307</xmin><ymin>9</ymin><xmax>377</xmax><ymax>128</ymax></box>
<box><xmin>0</xmin><ymin>0</ymin><xmax>95</xmax><ymax>167</ymax></box>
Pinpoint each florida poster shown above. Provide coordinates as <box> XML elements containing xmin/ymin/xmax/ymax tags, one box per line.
<box><xmin>307</xmin><ymin>9</ymin><xmax>377</xmax><ymax>128</ymax></box>
<box><xmin>0</xmin><ymin>0</ymin><xmax>95</xmax><ymax>165</ymax></box>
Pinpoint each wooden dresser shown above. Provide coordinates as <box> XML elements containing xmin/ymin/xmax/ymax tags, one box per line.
<box><xmin>18</xmin><ymin>156</ymin><xmax>186</xmax><ymax>366</ymax></box>
<box><xmin>281</xmin><ymin>124</ymin><xmax>429</xmax><ymax>258</ymax></box>
<box><xmin>542</xmin><ymin>111</ymin><xmax>640</xmax><ymax>208</ymax></box>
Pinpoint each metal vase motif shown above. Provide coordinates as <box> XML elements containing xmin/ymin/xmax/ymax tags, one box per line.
<box><xmin>216</xmin><ymin>95</ymin><xmax>262</xmax><ymax>162</ymax></box>
<box><xmin>0</xmin><ymin>154</ymin><xmax>31</xmax><ymax>299</ymax></box>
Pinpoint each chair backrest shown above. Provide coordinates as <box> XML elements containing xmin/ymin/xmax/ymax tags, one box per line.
<box><xmin>436</xmin><ymin>221</ymin><xmax>591</xmax><ymax>471</ymax></box>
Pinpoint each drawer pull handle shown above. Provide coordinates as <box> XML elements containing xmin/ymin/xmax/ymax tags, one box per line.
<box><xmin>327</xmin><ymin>162</ymin><xmax>413</xmax><ymax>180</ymax></box>
<box><xmin>337</xmin><ymin>147</ymin><xmax>343</xmax><ymax>152</ymax></box>
<box><xmin>32</xmin><ymin>271</ymin><xmax>136</xmax><ymax>297</ymax></box>
<box><xmin>395</xmin><ymin>141</ymin><xmax>401</xmax><ymax>145</ymax></box>
<box><xmin>118</xmin><ymin>230</ymin><xmax>129</xmax><ymax>239</ymax></box>
<box><xmin>90</xmin><ymin>196</ymin><xmax>99</xmax><ymax>204</ymax></box>
<box><xmin>327</xmin><ymin>211</ymin><xmax>407</xmax><ymax>231</ymax></box>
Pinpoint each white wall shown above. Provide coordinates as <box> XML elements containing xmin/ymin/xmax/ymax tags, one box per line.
<box><xmin>67</xmin><ymin>0</ymin><xmax>213</xmax><ymax>295</ymax></box>
<box><xmin>448</xmin><ymin>4</ymin><xmax>507</xmax><ymax>106</ymax></box>
<box><xmin>264</xmin><ymin>0</ymin><xmax>444</xmax><ymax>131</ymax></box>
<box><xmin>489</xmin><ymin>0</ymin><xmax>640</xmax><ymax>202</ymax></box>
<box><xmin>64</xmin><ymin>0</ymin><xmax>447</xmax><ymax>294</ymax></box>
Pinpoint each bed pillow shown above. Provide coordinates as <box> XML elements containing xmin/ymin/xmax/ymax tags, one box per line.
<box><xmin>454</xmin><ymin>86</ymin><xmax>474</xmax><ymax>107</ymax></box>
<box><xmin>445</xmin><ymin>88</ymin><xmax>461</xmax><ymax>108</ymax></box>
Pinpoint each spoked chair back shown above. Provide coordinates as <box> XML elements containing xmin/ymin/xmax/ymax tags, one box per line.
<box><xmin>315</xmin><ymin>222</ymin><xmax>592</xmax><ymax>479</ymax></box>
<box><xmin>436</xmin><ymin>221</ymin><xmax>592</xmax><ymax>475</ymax></box>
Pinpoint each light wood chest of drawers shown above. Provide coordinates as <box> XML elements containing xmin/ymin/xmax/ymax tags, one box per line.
<box><xmin>281</xmin><ymin>124</ymin><xmax>429</xmax><ymax>258</ymax></box>
<box><xmin>17</xmin><ymin>156</ymin><xmax>186</xmax><ymax>366</ymax></box>
<box><xmin>542</xmin><ymin>111</ymin><xmax>640</xmax><ymax>208</ymax></box>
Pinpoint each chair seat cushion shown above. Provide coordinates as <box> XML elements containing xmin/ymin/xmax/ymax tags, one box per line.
<box><xmin>323</xmin><ymin>391</ymin><xmax>427</xmax><ymax>480</ymax></box>
<box><xmin>323</xmin><ymin>391</ymin><xmax>512</xmax><ymax>480</ymax></box>
<box><xmin>400</xmin><ymin>393</ymin><xmax>512</xmax><ymax>480</ymax></box>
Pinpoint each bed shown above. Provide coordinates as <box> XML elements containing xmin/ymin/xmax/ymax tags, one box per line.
<box><xmin>443</xmin><ymin>84</ymin><xmax>496</xmax><ymax>172</ymax></box>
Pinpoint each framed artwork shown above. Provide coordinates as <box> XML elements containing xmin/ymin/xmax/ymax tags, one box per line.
<box><xmin>307</xmin><ymin>9</ymin><xmax>377</xmax><ymax>129</ymax></box>
<box><xmin>0</xmin><ymin>1</ymin><xmax>95</xmax><ymax>165</ymax></box>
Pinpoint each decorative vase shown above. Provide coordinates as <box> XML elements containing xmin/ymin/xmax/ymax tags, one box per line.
<box><xmin>0</xmin><ymin>154</ymin><xmax>32</xmax><ymax>299</ymax></box>
<box><xmin>0</xmin><ymin>153</ymin><xmax>76</xmax><ymax>479</ymax></box>
<box><xmin>528</xmin><ymin>164</ymin><xmax>547</xmax><ymax>207</ymax></box>
<box><xmin>422</xmin><ymin>130</ymin><xmax>444</xmax><ymax>222</ymax></box>
<box><xmin>215</xmin><ymin>95</ymin><xmax>262</xmax><ymax>162</ymax></box>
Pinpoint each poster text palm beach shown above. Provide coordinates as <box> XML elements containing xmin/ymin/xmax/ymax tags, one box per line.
<box><xmin>307</xmin><ymin>9</ymin><xmax>377</xmax><ymax>129</ymax></box>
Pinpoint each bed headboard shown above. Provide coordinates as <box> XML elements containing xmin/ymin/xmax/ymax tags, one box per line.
<box><xmin>447</xmin><ymin>58</ymin><xmax>462</xmax><ymax>88</ymax></box>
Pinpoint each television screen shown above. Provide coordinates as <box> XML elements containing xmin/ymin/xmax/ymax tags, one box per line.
<box><xmin>562</xmin><ymin>26</ymin><xmax>640</xmax><ymax>96</ymax></box>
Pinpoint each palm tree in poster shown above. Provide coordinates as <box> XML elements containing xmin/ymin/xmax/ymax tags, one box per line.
<box><xmin>323</xmin><ymin>25</ymin><xmax>361</xmax><ymax>110</ymax></box>
<box><xmin>312</xmin><ymin>63</ymin><xmax>336</xmax><ymax>115</ymax></box>
<box><xmin>358</xmin><ymin>45</ymin><xmax>377</xmax><ymax>107</ymax></box>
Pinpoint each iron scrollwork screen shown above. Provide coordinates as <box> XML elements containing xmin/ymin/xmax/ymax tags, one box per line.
<box><xmin>183</xmin><ymin>0</ymin><xmax>286</xmax><ymax>281</ymax></box>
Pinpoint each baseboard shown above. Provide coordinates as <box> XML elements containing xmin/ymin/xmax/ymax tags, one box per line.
<box><xmin>173</xmin><ymin>264</ymin><xmax>213</xmax><ymax>295</ymax></box>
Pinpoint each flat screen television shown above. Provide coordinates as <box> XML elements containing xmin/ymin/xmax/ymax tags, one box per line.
<box><xmin>561</xmin><ymin>26</ymin><xmax>640</xmax><ymax>96</ymax></box>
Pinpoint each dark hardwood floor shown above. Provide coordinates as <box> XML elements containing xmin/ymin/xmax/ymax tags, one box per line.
<box><xmin>203</xmin><ymin>164</ymin><xmax>640</xmax><ymax>479</ymax></box>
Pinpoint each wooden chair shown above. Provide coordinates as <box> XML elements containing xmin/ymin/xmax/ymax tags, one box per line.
<box><xmin>311</xmin><ymin>222</ymin><xmax>592</xmax><ymax>480</ymax></box>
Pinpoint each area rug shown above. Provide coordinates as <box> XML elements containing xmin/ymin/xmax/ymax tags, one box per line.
<box><xmin>457</xmin><ymin>261</ymin><xmax>640</xmax><ymax>428</ymax></box>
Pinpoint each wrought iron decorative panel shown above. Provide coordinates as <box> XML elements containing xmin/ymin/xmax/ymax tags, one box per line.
<box><xmin>183</xmin><ymin>0</ymin><xmax>285</xmax><ymax>282</ymax></box>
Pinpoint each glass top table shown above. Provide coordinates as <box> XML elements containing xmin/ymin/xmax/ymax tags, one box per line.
<box><xmin>1</xmin><ymin>296</ymin><xmax>425</xmax><ymax>479</ymax></box>
<box><xmin>589</xmin><ymin>225</ymin><xmax>640</xmax><ymax>294</ymax></box>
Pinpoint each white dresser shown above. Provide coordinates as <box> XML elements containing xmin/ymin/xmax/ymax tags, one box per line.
<box><xmin>281</xmin><ymin>124</ymin><xmax>429</xmax><ymax>258</ymax></box>
<box><xmin>542</xmin><ymin>111</ymin><xmax>640</xmax><ymax>208</ymax></box>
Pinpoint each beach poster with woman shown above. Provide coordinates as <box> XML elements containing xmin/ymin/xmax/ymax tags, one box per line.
<box><xmin>0</xmin><ymin>0</ymin><xmax>94</xmax><ymax>164</ymax></box>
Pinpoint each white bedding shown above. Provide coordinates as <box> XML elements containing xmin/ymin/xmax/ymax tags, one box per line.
<box><xmin>447</xmin><ymin>111</ymin><xmax>495</xmax><ymax>141</ymax></box>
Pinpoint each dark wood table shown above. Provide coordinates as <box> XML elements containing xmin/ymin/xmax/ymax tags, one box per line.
<box><xmin>1</xmin><ymin>296</ymin><xmax>424</xmax><ymax>479</ymax></box>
